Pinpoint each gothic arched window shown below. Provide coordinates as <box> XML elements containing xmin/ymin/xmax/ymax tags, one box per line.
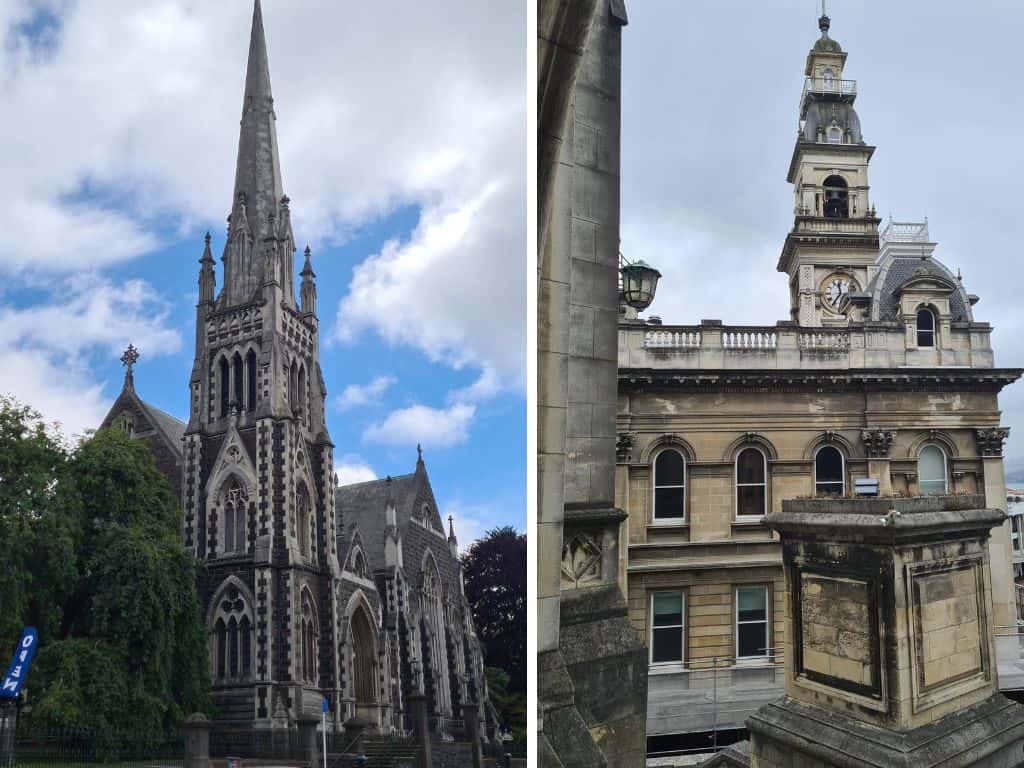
<box><xmin>246</xmin><ymin>349</ymin><xmax>257</xmax><ymax>411</ymax></box>
<box><xmin>221</xmin><ymin>479</ymin><xmax>248</xmax><ymax>555</ymax></box>
<box><xmin>218</xmin><ymin>356</ymin><xmax>230</xmax><ymax>417</ymax></box>
<box><xmin>422</xmin><ymin>557</ymin><xmax>451</xmax><ymax>715</ymax></box>
<box><xmin>232</xmin><ymin>352</ymin><xmax>243</xmax><ymax>412</ymax></box>
<box><xmin>297</xmin><ymin>366</ymin><xmax>307</xmax><ymax>422</ymax></box>
<box><xmin>814</xmin><ymin>445</ymin><xmax>845</xmax><ymax>497</ymax></box>
<box><xmin>300</xmin><ymin>590</ymin><xmax>318</xmax><ymax>684</ymax></box>
<box><xmin>736</xmin><ymin>447</ymin><xmax>767</xmax><ymax>518</ymax></box>
<box><xmin>917</xmin><ymin>308</ymin><xmax>936</xmax><ymax>348</ymax></box>
<box><xmin>297</xmin><ymin>483</ymin><xmax>311</xmax><ymax>557</ymax></box>
<box><xmin>210</xmin><ymin>583</ymin><xmax>254</xmax><ymax>684</ymax></box>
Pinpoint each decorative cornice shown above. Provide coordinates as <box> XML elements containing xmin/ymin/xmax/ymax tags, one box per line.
<box><xmin>619</xmin><ymin>368</ymin><xmax>1023</xmax><ymax>395</ymax></box>
<box><xmin>861</xmin><ymin>429</ymin><xmax>895</xmax><ymax>459</ymax></box>
<box><xmin>975</xmin><ymin>427</ymin><xmax>1010</xmax><ymax>458</ymax></box>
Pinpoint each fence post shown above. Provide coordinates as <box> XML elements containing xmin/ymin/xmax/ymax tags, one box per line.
<box><xmin>406</xmin><ymin>693</ymin><xmax>432</xmax><ymax>768</ymax></box>
<box><xmin>461</xmin><ymin>703</ymin><xmax>482</xmax><ymax>768</ymax></box>
<box><xmin>297</xmin><ymin>714</ymin><xmax>320</xmax><ymax>768</ymax></box>
<box><xmin>182</xmin><ymin>713</ymin><xmax>211</xmax><ymax>768</ymax></box>
<box><xmin>0</xmin><ymin>699</ymin><xmax>16</xmax><ymax>768</ymax></box>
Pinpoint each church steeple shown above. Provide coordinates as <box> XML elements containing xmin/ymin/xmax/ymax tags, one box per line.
<box><xmin>222</xmin><ymin>0</ymin><xmax>294</xmax><ymax>308</ymax></box>
<box><xmin>778</xmin><ymin>10</ymin><xmax>880</xmax><ymax>327</ymax></box>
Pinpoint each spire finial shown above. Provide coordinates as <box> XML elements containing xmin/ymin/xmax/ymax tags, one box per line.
<box><xmin>204</xmin><ymin>231</ymin><xmax>211</xmax><ymax>246</ymax></box>
<box><xmin>417</xmin><ymin>443</ymin><xmax>423</xmax><ymax>462</ymax></box>
<box><xmin>448</xmin><ymin>515</ymin><xmax>455</xmax><ymax>539</ymax></box>
<box><xmin>120</xmin><ymin>344</ymin><xmax>140</xmax><ymax>391</ymax></box>
<box><xmin>819</xmin><ymin>0</ymin><xmax>831</xmax><ymax>38</ymax></box>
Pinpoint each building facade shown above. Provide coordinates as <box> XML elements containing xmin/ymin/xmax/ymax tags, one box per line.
<box><xmin>617</xmin><ymin>13</ymin><xmax>1021</xmax><ymax>741</ymax></box>
<box><xmin>100</xmin><ymin>0</ymin><xmax>493</xmax><ymax>738</ymax></box>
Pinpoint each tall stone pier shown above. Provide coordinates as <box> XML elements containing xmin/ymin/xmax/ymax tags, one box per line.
<box><xmin>733</xmin><ymin>495</ymin><xmax>1024</xmax><ymax>767</ymax></box>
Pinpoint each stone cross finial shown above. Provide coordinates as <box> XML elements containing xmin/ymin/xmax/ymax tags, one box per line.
<box><xmin>417</xmin><ymin>443</ymin><xmax>423</xmax><ymax>462</ymax></box>
<box><xmin>121</xmin><ymin>344</ymin><xmax>140</xmax><ymax>371</ymax></box>
<box><xmin>120</xmin><ymin>344</ymin><xmax>140</xmax><ymax>391</ymax></box>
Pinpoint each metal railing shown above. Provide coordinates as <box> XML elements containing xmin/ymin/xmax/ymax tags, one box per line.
<box><xmin>802</xmin><ymin>76</ymin><xmax>857</xmax><ymax>100</ymax></box>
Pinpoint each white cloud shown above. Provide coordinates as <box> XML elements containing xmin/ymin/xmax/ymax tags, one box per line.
<box><xmin>334</xmin><ymin>458</ymin><xmax>377</xmax><ymax>487</ymax></box>
<box><xmin>363</xmin><ymin>403</ymin><xmax>475</xmax><ymax>450</ymax></box>
<box><xmin>0</xmin><ymin>274</ymin><xmax>181</xmax><ymax>438</ymax></box>
<box><xmin>0</xmin><ymin>347</ymin><xmax>108</xmax><ymax>441</ymax></box>
<box><xmin>0</xmin><ymin>0</ymin><xmax>523</xmax><ymax>458</ymax></box>
<box><xmin>335</xmin><ymin>375</ymin><xmax>395</xmax><ymax>412</ymax></box>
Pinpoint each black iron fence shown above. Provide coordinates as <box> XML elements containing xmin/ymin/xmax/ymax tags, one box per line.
<box><xmin>11</xmin><ymin>725</ymin><xmax>184</xmax><ymax>766</ymax></box>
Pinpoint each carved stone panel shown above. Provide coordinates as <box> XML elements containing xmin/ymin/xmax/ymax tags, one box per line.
<box><xmin>561</xmin><ymin>532</ymin><xmax>602</xmax><ymax>588</ymax></box>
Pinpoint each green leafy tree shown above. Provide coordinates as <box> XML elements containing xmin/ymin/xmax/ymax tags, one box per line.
<box><xmin>0</xmin><ymin>398</ymin><xmax>79</xmax><ymax>650</ymax></box>
<box><xmin>461</xmin><ymin>526</ymin><xmax>526</xmax><ymax>735</ymax></box>
<box><xmin>0</xmin><ymin>404</ymin><xmax>210</xmax><ymax>733</ymax></box>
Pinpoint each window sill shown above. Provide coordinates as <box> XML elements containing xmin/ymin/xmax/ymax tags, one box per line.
<box><xmin>648</xmin><ymin>519</ymin><xmax>688</xmax><ymax>528</ymax></box>
<box><xmin>732</xmin><ymin>517</ymin><xmax>767</xmax><ymax>526</ymax></box>
<box><xmin>648</xmin><ymin>662</ymin><xmax>688</xmax><ymax>675</ymax></box>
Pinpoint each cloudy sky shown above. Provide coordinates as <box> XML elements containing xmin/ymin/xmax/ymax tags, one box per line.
<box><xmin>0</xmin><ymin>0</ymin><xmax>525</xmax><ymax>545</ymax></box>
<box><xmin>621</xmin><ymin>1</ymin><xmax>1024</xmax><ymax>459</ymax></box>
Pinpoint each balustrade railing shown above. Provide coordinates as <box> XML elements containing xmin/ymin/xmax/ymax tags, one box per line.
<box><xmin>802</xmin><ymin>76</ymin><xmax>857</xmax><ymax>100</ymax></box>
<box><xmin>798</xmin><ymin>330</ymin><xmax>849</xmax><ymax>351</ymax></box>
<box><xmin>644</xmin><ymin>329</ymin><xmax>701</xmax><ymax>349</ymax></box>
<box><xmin>722</xmin><ymin>329</ymin><xmax>777</xmax><ymax>350</ymax></box>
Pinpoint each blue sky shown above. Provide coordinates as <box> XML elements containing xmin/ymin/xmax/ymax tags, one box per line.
<box><xmin>0</xmin><ymin>0</ymin><xmax>525</xmax><ymax>546</ymax></box>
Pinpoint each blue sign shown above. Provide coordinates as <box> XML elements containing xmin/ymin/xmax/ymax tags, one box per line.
<box><xmin>321</xmin><ymin>697</ymin><xmax>329</xmax><ymax>714</ymax></box>
<box><xmin>1</xmin><ymin>627</ymin><xmax>38</xmax><ymax>699</ymax></box>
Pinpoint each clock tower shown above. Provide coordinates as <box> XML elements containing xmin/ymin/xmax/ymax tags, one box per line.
<box><xmin>778</xmin><ymin>11</ymin><xmax>881</xmax><ymax>327</ymax></box>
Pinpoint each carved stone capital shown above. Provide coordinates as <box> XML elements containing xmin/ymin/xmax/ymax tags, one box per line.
<box><xmin>616</xmin><ymin>432</ymin><xmax>634</xmax><ymax>462</ymax></box>
<box><xmin>975</xmin><ymin>427</ymin><xmax>1010</xmax><ymax>458</ymax></box>
<box><xmin>861</xmin><ymin>429</ymin><xmax>895</xmax><ymax>459</ymax></box>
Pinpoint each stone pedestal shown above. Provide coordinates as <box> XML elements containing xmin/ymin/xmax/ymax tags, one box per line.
<box><xmin>296</xmin><ymin>714</ymin><xmax>320</xmax><ymax>768</ymax></box>
<box><xmin>461</xmin><ymin>703</ymin><xmax>482</xmax><ymax>768</ymax></box>
<box><xmin>342</xmin><ymin>718</ymin><xmax>368</xmax><ymax>755</ymax></box>
<box><xmin>182</xmin><ymin>713</ymin><xmax>211</xmax><ymax>768</ymax></box>
<box><xmin>406</xmin><ymin>693</ymin><xmax>432</xmax><ymax>768</ymax></box>
<box><xmin>748</xmin><ymin>495</ymin><xmax>1024</xmax><ymax>767</ymax></box>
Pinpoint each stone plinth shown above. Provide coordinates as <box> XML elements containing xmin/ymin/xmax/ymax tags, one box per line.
<box><xmin>747</xmin><ymin>495</ymin><xmax>1024</xmax><ymax>766</ymax></box>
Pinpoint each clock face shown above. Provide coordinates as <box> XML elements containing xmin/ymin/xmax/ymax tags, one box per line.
<box><xmin>823</xmin><ymin>277</ymin><xmax>851</xmax><ymax>310</ymax></box>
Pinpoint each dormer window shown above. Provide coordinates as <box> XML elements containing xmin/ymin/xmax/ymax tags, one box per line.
<box><xmin>822</xmin><ymin>175</ymin><xmax>848</xmax><ymax>218</ymax></box>
<box><xmin>827</xmin><ymin>126</ymin><xmax>841</xmax><ymax>144</ymax></box>
<box><xmin>916</xmin><ymin>308</ymin><xmax>935</xmax><ymax>347</ymax></box>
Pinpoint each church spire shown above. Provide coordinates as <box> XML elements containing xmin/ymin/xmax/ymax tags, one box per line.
<box><xmin>224</xmin><ymin>0</ymin><xmax>288</xmax><ymax>308</ymax></box>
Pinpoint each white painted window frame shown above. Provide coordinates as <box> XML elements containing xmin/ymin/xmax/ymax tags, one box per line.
<box><xmin>813</xmin><ymin>444</ymin><xmax>846</xmax><ymax>497</ymax></box>
<box><xmin>735</xmin><ymin>446</ymin><xmax>768</xmax><ymax>520</ymax></box>
<box><xmin>652</xmin><ymin>447</ymin><xmax>686</xmax><ymax>524</ymax></box>
<box><xmin>918</xmin><ymin>443</ymin><xmax>948</xmax><ymax>495</ymax></box>
<box><xmin>734</xmin><ymin>584</ymin><xmax>770</xmax><ymax>664</ymax></box>
<box><xmin>649</xmin><ymin>591</ymin><xmax>685</xmax><ymax>667</ymax></box>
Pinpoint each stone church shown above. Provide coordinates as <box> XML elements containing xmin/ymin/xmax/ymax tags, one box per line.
<box><xmin>99</xmin><ymin>1</ymin><xmax>494</xmax><ymax>738</ymax></box>
<box><xmin>616</xmin><ymin>12</ymin><xmax>1021</xmax><ymax>742</ymax></box>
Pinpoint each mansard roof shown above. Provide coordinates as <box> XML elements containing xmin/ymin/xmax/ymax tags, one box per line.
<box><xmin>867</xmin><ymin>253</ymin><xmax>972</xmax><ymax>322</ymax></box>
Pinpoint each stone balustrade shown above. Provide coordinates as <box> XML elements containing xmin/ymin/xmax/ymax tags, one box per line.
<box><xmin>624</xmin><ymin>319</ymin><xmax>995</xmax><ymax>370</ymax></box>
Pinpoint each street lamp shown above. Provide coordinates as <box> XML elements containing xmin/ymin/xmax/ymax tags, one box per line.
<box><xmin>619</xmin><ymin>254</ymin><xmax>661</xmax><ymax>312</ymax></box>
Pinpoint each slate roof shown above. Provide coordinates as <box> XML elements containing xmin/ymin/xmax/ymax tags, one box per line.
<box><xmin>143</xmin><ymin>401</ymin><xmax>187</xmax><ymax>452</ymax></box>
<box><xmin>867</xmin><ymin>254</ymin><xmax>971</xmax><ymax>322</ymax></box>
<box><xmin>335</xmin><ymin>473</ymin><xmax>420</xmax><ymax>572</ymax></box>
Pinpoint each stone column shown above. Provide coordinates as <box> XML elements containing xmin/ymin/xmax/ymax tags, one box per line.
<box><xmin>182</xmin><ymin>713</ymin><xmax>210</xmax><ymax>768</ymax></box>
<box><xmin>296</xmin><ymin>714</ymin><xmax>320</xmax><ymax>768</ymax></box>
<box><xmin>977</xmin><ymin>427</ymin><xmax>1014</xmax><ymax>629</ymax></box>
<box><xmin>461</xmin><ymin>703</ymin><xmax>482</xmax><ymax>768</ymax></box>
<box><xmin>407</xmin><ymin>693</ymin><xmax>432</xmax><ymax>768</ymax></box>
